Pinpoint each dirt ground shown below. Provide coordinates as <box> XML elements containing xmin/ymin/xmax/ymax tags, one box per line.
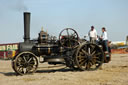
<box><xmin>0</xmin><ymin>54</ymin><xmax>128</xmax><ymax>85</ymax></box>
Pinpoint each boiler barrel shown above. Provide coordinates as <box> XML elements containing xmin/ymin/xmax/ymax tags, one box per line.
<box><xmin>33</xmin><ymin>45</ymin><xmax>64</xmax><ymax>55</ymax></box>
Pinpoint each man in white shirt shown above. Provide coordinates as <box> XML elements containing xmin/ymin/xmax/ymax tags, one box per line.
<box><xmin>101</xmin><ymin>27</ymin><xmax>109</xmax><ymax>52</ymax></box>
<box><xmin>88</xmin><ymin>26</ymin><xmax>97</xmax><ymax>43</ymax></box>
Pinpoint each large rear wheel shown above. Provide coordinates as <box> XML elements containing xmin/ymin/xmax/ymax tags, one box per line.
<box><xmin>75</xmin><ymin>43</ymin><xmax>104</xmax><ymax>71</ymax></box>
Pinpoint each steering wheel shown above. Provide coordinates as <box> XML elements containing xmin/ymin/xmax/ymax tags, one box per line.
<box><xmin>59</xmin><ymin>28</ymin><xmax>79</xmax><ymax>48</ymax></box>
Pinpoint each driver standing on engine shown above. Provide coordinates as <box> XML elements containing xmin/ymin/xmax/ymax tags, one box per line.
<box><xmin>88</xmin><ymin>26</ymin><xmax>97</xmax><ymax>43</ymax></box>
<box><xmin>101</xmin><ymin>27</ymin><xmax>109</xmax><ymax>53</ymax></box>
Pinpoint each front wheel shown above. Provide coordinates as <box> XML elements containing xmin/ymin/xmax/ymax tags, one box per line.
<box><xmin>12</xmin><ymin>52</ymin><xmax>38</xmax><ymax>75</ymax></box>
<box><xmin>75</xmin><ymin>43</ymin><xmax>104</xmax><ymax>71</ymax></box>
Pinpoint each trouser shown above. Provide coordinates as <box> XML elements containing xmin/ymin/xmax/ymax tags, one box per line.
<box><xmin>103</xmin><ymin>40</ymin><xmax>109</xmax><ymax>52</ymax></box>
<box><xmin>90</xmin><ymin>37</ymin><xmax>96</xmax><ymax>44</ymax></box>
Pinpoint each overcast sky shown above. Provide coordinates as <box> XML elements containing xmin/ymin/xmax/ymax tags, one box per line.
<box><xmin>0</xmin><ymin>0</ymin><xmax>128</xmax><ymax>43</ymax></box>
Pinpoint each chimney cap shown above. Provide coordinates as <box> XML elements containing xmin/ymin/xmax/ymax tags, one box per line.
<box><xmin>24</xmin><ymin>12</ymin><xmax>31</xmax><ymax>14</ymax></box>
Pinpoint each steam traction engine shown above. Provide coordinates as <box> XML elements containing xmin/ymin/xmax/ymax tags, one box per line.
<box><xmin>12</xmin><ymin>12</ymin><xmax>111</xmax><ymax>75</ymax></box>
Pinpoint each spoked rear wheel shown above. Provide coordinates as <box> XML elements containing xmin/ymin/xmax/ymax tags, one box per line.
<box><xmin>12</xmin><ymin>52</ymin><xmax>38</xmax><ymax>75</ymax></box>
<box><xmin>75</xmin><ymin>43</ymin><xmax>104</xmax><ymax>71</ymax></box>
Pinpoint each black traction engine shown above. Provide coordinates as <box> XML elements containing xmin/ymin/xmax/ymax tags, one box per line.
<box><xmin>12</xmin><ymin>12</ymin><xmax>111</xmax><ymax>75</ymax></box>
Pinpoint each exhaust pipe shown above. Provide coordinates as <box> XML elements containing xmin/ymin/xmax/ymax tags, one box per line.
<box><xmin>24</xmin><ymin>12</ymin><xmax>30</xmax><ymax>43</ymax></box>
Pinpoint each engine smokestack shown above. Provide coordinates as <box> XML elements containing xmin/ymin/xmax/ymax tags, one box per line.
<box><xmin>24</xmin><ymin>12</ymin><xmax>30</xmax><ymax>43</ymax></box>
